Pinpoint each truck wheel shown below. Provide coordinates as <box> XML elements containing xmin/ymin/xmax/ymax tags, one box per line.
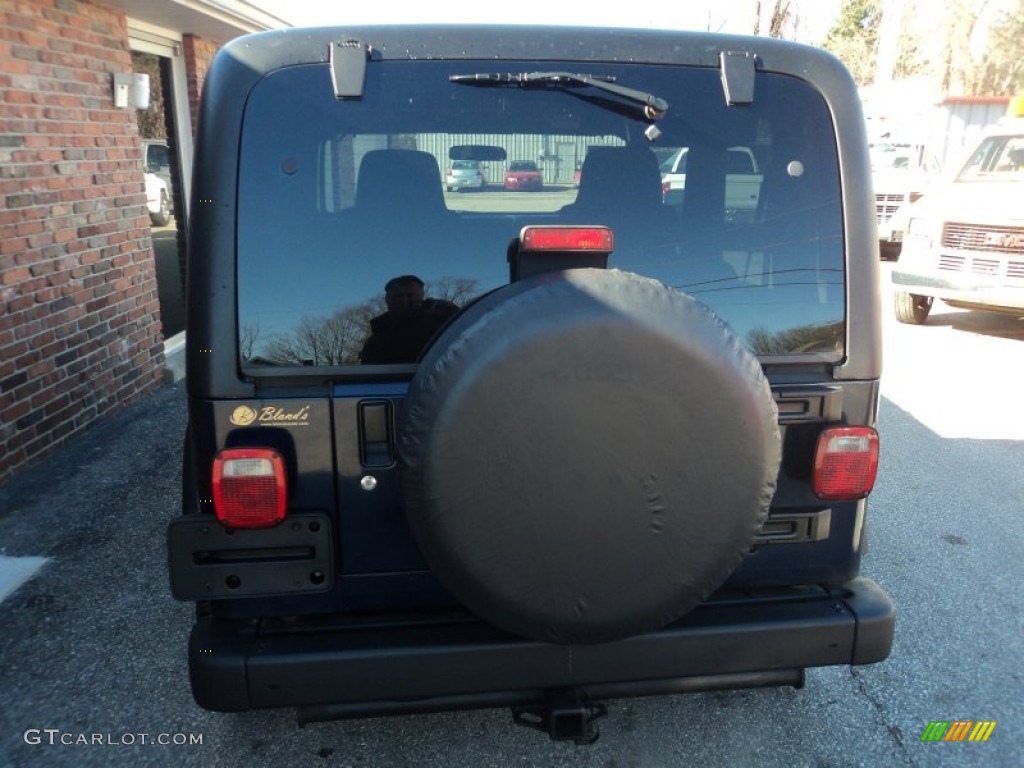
<box><xmin>398</xmin><ymin>268</ymin><xmax>781</xmax><ymax>645</ymax></box>
<box><xmin>879</xmin><ymin>241</ymin><xmax>901</xmax><ymax>262</ymax></box>
<box><xmin>894</xmin><ymin>291</ymin><xmax>932</xmax><ymax>324</ymax></box>
<box><xmin>150</xmin><ymin>191</ymin><xmax>170</xmax><ymax>227</ymax></box>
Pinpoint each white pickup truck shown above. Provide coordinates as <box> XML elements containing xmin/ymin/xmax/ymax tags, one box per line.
<box><xmin>870</xmin><ymin>140</ymin><xmax>942</xmax><ymax>261</ymax></box>
<box><xmin>658</xmin><ymin>146</ymin><xmax>763</xmax><ymax>222</ymax></box>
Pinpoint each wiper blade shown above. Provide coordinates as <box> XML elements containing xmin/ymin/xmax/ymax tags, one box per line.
<box><xmin>450</xmin><ymin>71</ymin><xmax>668</xmax><ymax>120</ymax></box>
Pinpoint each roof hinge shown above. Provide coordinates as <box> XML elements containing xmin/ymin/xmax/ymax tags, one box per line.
<box><xmin>720</xmin><ymin>51</ymin><xmax>756</xmax><ymax>106</ymax></box>
<box><xmin>329</xmin><ymin>39</ymin><xmax>368</xmax><ymax>99</ymax></box>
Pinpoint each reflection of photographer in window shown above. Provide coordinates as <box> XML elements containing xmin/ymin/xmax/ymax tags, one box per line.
<box><xmin>360</xmin><ymin>275</ymin><xmax>458</xmax><ymax>364</ymax></box>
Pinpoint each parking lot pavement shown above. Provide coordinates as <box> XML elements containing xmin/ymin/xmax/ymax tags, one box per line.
<box><xmin>1</xmin><ymin>375</ymin><xmax>1021</xmax><ymax>766</ymax></box>
<box><xmin>0</xmin><ymin>381</ymin><xmax>192</xmax><ymax>767</ymax></box>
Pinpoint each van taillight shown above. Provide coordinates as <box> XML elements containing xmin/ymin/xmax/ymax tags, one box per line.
<box><xmin>813</xmin><ymin>427</ymin><xmax>879</xmax><ymax>501</ymax></box>
<box><xmin>212</xmin><ymin>448</ymin><xmax>287</xmax><ymax>528</ymax></box>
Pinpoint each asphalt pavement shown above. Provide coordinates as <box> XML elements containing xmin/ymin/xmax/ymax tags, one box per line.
<box><xmin>0</xmin><ymin>330</ymin><xmax>1021</xmax><ymax>766</ymax></box>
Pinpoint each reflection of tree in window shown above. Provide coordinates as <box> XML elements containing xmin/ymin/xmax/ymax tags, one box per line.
<box><xmin>430</xmin><ymin>276</ymin><xmax>480</xmax><ymax>305</ymax></box>
<box><xmin>245</xmin><ymin>277</ymin><xmax>480</xmax><ymax>365</ymax></box>
<box><xmin>240</xmin><ymin>321</ymin><xmax>261</xmax><ymax>360</ymax></box>
<box><xmin>265</xmin><ymin>304</ymin><xmax>378</xmax><ymax>366</ymax></box>
<box><xmin>746</xmin><ymin>321</ymin><xmax>843</xmax><ymax>355</ymax></box>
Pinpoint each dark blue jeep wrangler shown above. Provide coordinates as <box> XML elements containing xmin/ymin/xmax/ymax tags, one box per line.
<box><xmin>168</xmin><ymin>24</ymin><xmax>893</xmax><ymax>743</ymax></box>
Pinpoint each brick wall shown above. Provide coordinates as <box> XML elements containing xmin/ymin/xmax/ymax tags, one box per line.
<box><xmin>182</xmin><ymin>34</ymin><xmax>218</xmax><ymax>137</ymax></box>
<box><xmin>0</xmin><ymin>0</ymin><xmax>165</xmax><ymax>482</ymax></box>
<box><xmin>179</xmin><ymin>34</ymin><xmax>218</xmax><ymax>287</ymax></box>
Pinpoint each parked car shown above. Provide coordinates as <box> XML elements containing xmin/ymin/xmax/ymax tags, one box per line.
<box><xmin>142</xmin><ymin>138</ymin><xmax>174</xmax><ymax>215</ymax></box>
<box><xmin>169</xmin><ymin>24</ymin><xmax>893</xmax><ymax>744</ymax></box>
<box><xmin>445</xmin><ymin>159</ymin><xmax>486</xmax><ymax>191</ymax></box>
<box><xmin>504</xmin><ymin>160</ymin><xmax>543</xmax><ymax>191</ymax></box>
<box><xmin>659</xmin><ymin>146</ymin><xmax>763</xmax><ymax>221</ymax></box>
<box><xmin>144</xmin><ymin>171</ymin><xmax>170</xmax><ymax>226</ymax></box>
<box><xmin>892</xmin><ymin>111</ymin><xmax>1024</xmax><ymax>323</ymax></box>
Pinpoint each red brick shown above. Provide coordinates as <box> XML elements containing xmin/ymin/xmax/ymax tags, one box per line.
<box><xmin>2</xmin><ymin>400</ymin><xmax>32</xmax><ymax>427</ymax></box>
<box><xmin>2</xmin><ymin>266</ymin><xmax>31</xmax><ymax>285</ymax></box>
<box><xmin>0</xmin><ymin>0</ymin><xmax>186</xmax><ymax>482</ymax></box>
<box><xmin>15</xmin><ymin>218</ymin><xmax>44</xmax><ymax>236</ymax></box>
<box><xmin>1</xmin><ymin>237</ymin><xmax>29</xmax><ymax>255</ymax></box>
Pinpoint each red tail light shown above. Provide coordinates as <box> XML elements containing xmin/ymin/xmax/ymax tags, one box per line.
<box><xmin>520</xmin><ymin>225</ymin><xmax>614</xmax><ymax>252</ymax></box>
<box><xmin>813</xmin><ymin>427</ymin><xmax>879</xmax><ymax>501</ymax></box>
<box><xmin>212</xmin><ymin>448</ymin><xmax>287</xmax><ymax>528</ymax></box>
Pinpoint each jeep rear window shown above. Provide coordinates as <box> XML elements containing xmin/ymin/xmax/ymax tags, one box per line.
<box><xmin>237</xmin><ymin>60</ymin><xmax>844</xmax><ymax>369</ymax></box>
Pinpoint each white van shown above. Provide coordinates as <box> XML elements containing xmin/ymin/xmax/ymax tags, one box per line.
<box><xmin>891</xmin><ymin>105</ymin><xmax>1024</xmax><ymax>322</ymax></box>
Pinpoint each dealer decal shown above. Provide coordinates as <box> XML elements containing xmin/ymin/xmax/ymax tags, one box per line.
<box><xmin>229</xmin><ymin>404</ymin><xmax>312</xmax><ymax>427</ymax></box>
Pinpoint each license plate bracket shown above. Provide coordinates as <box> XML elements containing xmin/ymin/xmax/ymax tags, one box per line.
<box><xmin>168</xmin><ymin>512</ymin><xmax>333</xmax><ymax>599</ymax></box>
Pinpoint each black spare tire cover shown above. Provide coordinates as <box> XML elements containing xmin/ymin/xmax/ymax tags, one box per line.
<box><xmin>399</xmin><ymin>268</ymin><xmax>780</xmax><ymax>645</ymax></box>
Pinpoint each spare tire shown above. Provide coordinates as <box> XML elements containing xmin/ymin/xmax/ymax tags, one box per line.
<box><xmin>398</xmin><ymin>268</ymin><xmax>780</xmax><ymax>645</ymax></box>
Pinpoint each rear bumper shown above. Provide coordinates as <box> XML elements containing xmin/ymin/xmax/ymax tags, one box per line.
<box><xmin>893</xmin><ymin>268</ymin><xmax>1024</xmax><ymax>309</ymax></box>
<box><xmin>505</xmin><ymin>179</ymin><xmax>542</xmax><ymax>190</ymax></box>
<box><xmin>447</xmin><ymin>177</ymin><xmax>484</xmax><ymax>189</ymax></box>
<box><xmin>188</xmin><ymin>578</ymin><xmax>894</xmax><ymax>713</ymax></box>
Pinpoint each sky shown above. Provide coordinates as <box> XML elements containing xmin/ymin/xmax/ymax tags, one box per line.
<box><xmin>253</xmin><ymin>0</ymin><xmax>842</xmax><ymax>44</ymax></box>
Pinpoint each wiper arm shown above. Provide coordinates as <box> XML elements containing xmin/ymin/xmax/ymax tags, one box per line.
<box><xmin>450</xmin><ymin>71</ymin><xmax>668</xmax><ymax>120</ymax></box>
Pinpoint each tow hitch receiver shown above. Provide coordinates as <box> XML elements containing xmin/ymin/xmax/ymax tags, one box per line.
<box><xmin>512</xmin><ymin>688</ymin><xmax>608</xmax><ymax>745</ymax></box>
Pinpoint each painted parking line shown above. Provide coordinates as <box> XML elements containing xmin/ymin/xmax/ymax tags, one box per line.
<box><xmin>0</xmin><ymin>555</ymin><xmax>49</xmax><ymax>604</ymax></box>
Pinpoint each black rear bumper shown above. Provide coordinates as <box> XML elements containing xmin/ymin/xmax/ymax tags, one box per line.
<box><xmin>188</xmin><ymin>577</ymin><xmax>894</xmax><ymax>714</ymax></box>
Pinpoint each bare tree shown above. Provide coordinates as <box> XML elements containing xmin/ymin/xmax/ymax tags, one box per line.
<box><xmin>264</xmin><ymin>305</ymin><xmax>375</xmax><ymax>365</ymax></box>
<box><xmin>768</xmin><ymin>1</ymin><xmax>791</xmax><ymax>37</ymax></box>
<box><xmin>754</xmin><ymin>0</ymin><xmax>793</xmax><ymax>38</ymax></box>
<box><xmin>746</xmin><ymin>321</ymin><xmax>844</xmax><ymax>355</ymax></box>
<box><xmin>253</xmin><ymin>276</ymin><xmax>480</xmax><ymax>366</ymax></box>
<box><xmin>428</xmin><ymin>276</ymin><xmax>481</xmax><ymax>305</ymax></box>
<box><xmin>890</xmin><ymin>1</ymin><xmax>930</xmax><ymax>82</ymax></box>
<box><xmin>240</xmin><ymin>321</ymin><xmax>261</xmax><ymax>359</ymax></box>
<box><xmin>961</xmin><ymin>0</ymin><xmax>1024</xmax><ymax>95</ymax></box>
<box><xmin>825</xmin><ymin>0</ymin><xmax>1023</xmax><ymax>95</ymax></box>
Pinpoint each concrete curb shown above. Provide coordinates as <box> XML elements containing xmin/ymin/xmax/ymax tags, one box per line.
<box><xmin>163</xmin><ymin>330</ymin><xmax>186</xmax><ymax>384</ymax></box>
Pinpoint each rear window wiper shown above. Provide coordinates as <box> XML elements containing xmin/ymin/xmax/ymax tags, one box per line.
<box><xmin>450</xmin><ymin>71</ymin><xmax>668</xmax><ymax>121</ymax></box>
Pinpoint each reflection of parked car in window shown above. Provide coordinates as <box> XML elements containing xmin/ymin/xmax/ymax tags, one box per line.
<box><xmin>892</xmin><ymin>113</ymin><xmax>1024</xmax><ymax>323</ymax></box>
<box><xmin>142</xmin><ymin>138</ymin><xmax>174</xmax><ymax>215</ymax></box>
<box><xmin>504</xmin><ymin>160</ymin><xmax>543</xmax><ymax>191</ymax></box>
<box><xmin>144</xmin><ymin>171</ymin><xmax>170</xmax><ymax>226</ymax></box>
<box><xmin>445</xmin><ymin>160</ymin><xmax>486</xmax><ymax>191</ymax></box>
<box><xmin>659</xmin><ymin>146</ymin><xmax>762</xmax><ymax>220</ymax></box>
<box><xmin>870</xmin><ymin>140</ymin><xmax>941</xmax><ymax>261</ymax></box>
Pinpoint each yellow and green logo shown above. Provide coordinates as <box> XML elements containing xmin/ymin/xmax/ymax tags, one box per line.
<box><xmin>920</xmin><ymin>721</ymin><xmax>996</xmax><ymax>742</ymax></box>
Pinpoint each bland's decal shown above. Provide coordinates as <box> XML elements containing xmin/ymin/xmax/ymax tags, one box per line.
<box><xmin>229</xmin><ymin>406</ymin><xmax>258</xmax><ymax>426</ymax></box>
<box><xmin>229</xmin><ymin>404</ymin><xmax>312</xmax><ymax>427</ymax></box>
